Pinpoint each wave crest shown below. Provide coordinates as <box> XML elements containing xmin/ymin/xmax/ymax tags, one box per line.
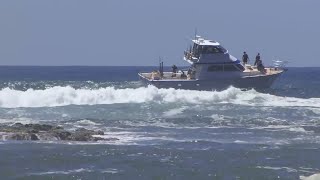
<box><xmin>0</xmin><ymin>86</ymin><xmax>319</xmax><ymax>108</ymax></box>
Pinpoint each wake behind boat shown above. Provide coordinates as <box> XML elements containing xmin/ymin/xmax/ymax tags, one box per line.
<box><xmin>139</xmin><ymin>35</ymin><xmax>286</xmax><ymax>90</ymax></box>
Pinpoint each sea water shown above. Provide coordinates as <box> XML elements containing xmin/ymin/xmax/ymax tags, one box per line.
<box><xmin>0</xmin><ymin>66</ymin><xmax>319</xmax><ymax>179</ymax></box>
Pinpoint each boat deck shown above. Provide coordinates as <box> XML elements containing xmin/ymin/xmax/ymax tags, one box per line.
<box><xmin>139</xmin><ymin>72</ymin><xmax>195</xmax><ymax>81</ymax></box>
<box><xmin>243</xmin><ymin>65</ymin><xmax>283</xmax><ymax>76</ymax></box>
<box><xmin>139</xmin><ymin>65</ymin><xmax>284</xmax><ymax>81</ymax></box>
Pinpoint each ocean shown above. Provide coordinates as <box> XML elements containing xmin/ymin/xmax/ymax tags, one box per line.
<box><xmin>0</xmin><ymin>66</ymin><xmax>319</xmax><ymax>180</ymax></box>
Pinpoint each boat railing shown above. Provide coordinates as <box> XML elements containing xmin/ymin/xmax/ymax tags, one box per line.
<box><xmin>140</xmin><ymin>71</ymin><xmax>196</xmax><ymax>81</ymax></box>
<box><xmin>184</xmin><ymin>50</ymin><xmax>199</xmax><ymax>62</ymax></box>
<box><xmin>184</xmin><ymin>51</ymin><xmax>192</xmax><ymax>60</ymax></box>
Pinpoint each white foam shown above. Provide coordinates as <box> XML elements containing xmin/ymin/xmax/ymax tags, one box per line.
<box><xmin>234</xmin><ymin>140</ymin><xmax>248</xmax><ymax>144</ymax></box>
<box><xmin>288</xmin><ymin>127</ymin><xmax>307</xmax><ymax>133</ymax></box>
<box><xmin>61</xmin><ymin>113</ymin><xmax>69</xmax><ymax>118</ymax></box>
<box><xmin>75</xmin><ymin>119</ymin><xmax>100</xmax><ymax>126</ymax></box>
<box><xmin>0</xmin><ymin>86</ymin><xmax>320</xmax><ymax>108</ymax></box>
<box><xmin>101</xmin><ymin>168</ymin><xmax>121</xmax><ymax>174</ymax></box>
<box><xmin>0</xmin><ymin>118</ymin><xmax>40</xmax><ymax>125</ymax></box>
<box><xmin>163</xmin><ymin>107</ymin><xmax>187</xmax><ymax>117</ymax></box>
<box><xmin>256</xmin><ymin>166</ymin><xmax>298</xmax><ymax>173</ymax></box>
<box><xmin>300</xmin><ymin>173</ymin><xmax>320</xmax><ymax>180</ymax></box>
<box><xmin>31</xmin><ymin>168</ymin><xmax>92</xmax><ymax>175</ymax></box>
<box><xmin>211</xmin><ymin>114</ymin><xmax>227</xmax><ymax>121</ymax></box>
<box><xmin>310</xmin><ymin>108</ymin><xmax>320</xmax><ymax>116</ymax></box>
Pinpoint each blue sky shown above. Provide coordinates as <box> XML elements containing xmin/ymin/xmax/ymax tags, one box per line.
<box><xmin>0</xmin><ymin>0</ymin><xmax>319</xmax><ymax>66</ymax></box>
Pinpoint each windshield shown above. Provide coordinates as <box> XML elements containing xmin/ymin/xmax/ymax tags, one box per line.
<box><xmin>199</xmin><ymin>45</ymin><xmax>227</xmax><ymax>54</ymax></box>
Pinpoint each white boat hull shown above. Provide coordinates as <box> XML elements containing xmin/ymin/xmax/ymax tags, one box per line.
<box><xmin>139</xmin><ymin>71</ymin><xmax>284</xmax><ymax>90</ymax></box>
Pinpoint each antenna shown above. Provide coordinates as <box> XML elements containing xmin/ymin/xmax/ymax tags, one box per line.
<box><xmin>194</xmin><ymin>28</ymin><xmax>197</xmax><ymax>41</ymax></box>
<box><xmin>159</xmin><ymin>56</ymin><xmax>164</xmax><ymax>77</ymax></box>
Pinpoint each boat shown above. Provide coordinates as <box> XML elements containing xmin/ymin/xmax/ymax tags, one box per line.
<box><xmin>138</xmin><ymin>35</ymin><xmax>286</xmax><ymax>90</ymax></box>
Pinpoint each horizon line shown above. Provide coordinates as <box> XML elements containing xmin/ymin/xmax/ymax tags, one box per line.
<box><xmin>0</xmin><ymin>65</ymin><xmax>318</xmax><ymax>68</ymax></box>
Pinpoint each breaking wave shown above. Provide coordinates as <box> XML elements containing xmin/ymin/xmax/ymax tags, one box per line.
<box><xmin>0</xmin><ymin>86</ymin><xmax>320</xmax><ymax>108</ymax></box>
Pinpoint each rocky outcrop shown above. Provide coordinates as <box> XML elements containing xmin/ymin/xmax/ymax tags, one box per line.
<box><xmin>0</xmin><ymin>123</ymin><xmax>119</xmax><ymax>142</ymax></box>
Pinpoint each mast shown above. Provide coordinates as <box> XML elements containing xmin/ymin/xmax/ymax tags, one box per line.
<box><xmin>159</xmin><ymin>57</ymin><xmax>164</xmax><ymax>77</ymax></box>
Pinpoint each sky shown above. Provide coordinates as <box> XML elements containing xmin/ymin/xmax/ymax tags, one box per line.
<box><xmin>0</xmin><ymin>0</ymin><xmax>319</xmax><ymax>67</ymax></box>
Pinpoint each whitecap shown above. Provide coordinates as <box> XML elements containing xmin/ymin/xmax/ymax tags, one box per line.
<box><xmin>288</xmin><ymin>127</ymin><xmax>308</xmax><ymax>133</ymax></box>
<box><xmin>163</xmin><ymin>107</ymin><xmax>187</xmax><ymax>117</ymax></box>
<box><xmin>101</xmin><ymin>168</ymin><xmax>121</xmax><ymax>174</ymax></box>
<box><xmin>210</xmin><ymin>114</ymin><xmax>226</xmax><ymax>121</ymax></box>
<box><xmin>256</xmin><ymin>166</ymin><xmax>298</xmax><ymax>173</ymax></box>
<box><xmin>0</xmin><ymin>118</ymin><xmax>41</xmax><ymax>125</ymax></box>
<box><xmin>234</xmin><ymin>140</ymin><xmax>248</xmax><ymax>144</ymax></box>
<box><xmin>0</xmin><ymin>85</ymin><xmax>320</xmax><ymax>108</ymax></box>
<box><xmin>30</xmin><ymin>168</ymin><xmax>93</xmax><ymax>175</ymax></box>
<box><xmin>300</xmin><ymin>173</ymin><xmax>320</xmax><ymax>180</ymax></box>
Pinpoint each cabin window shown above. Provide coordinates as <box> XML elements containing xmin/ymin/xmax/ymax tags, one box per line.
<box><xmin>235</xmin><ymin>64</ymin><xmax>245</xmax><ymax>71</ymax></box>
<box><xmin>201</xmin><ymin>45</ymin><xmax>226</xmax><ymax>54</ymax></box>
<box><xmin>223</xmin><ymin>65</ymin><xmax>240</xmax><ymax>71</ymax></box>
<box><xmin>193</xmin><ymin>44</ymin><xmax>201</xmax><ymax>58</ymax></box>
<box><xmin>207</xmin><ymin>65</ymin><xmax>224</xmax><ymax>71</ymax></box>
<box><xmin>207</xmin><ymin>64</ymin><xmax>240</xmax><ymax>72</ymax></box>
<box><xmin>217</xmin><ymin>46</ymin><xmax>227</xmax><ymax>53</ymax></box>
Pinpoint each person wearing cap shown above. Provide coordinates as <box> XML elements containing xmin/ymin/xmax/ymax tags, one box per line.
<box><xmin>242</xmin><ymin>52</ymin><xmax>249</xmax><ymax>65</ymax></box>
<box><xmin>171</xmin><ymin>64</ymin><xmax>178</xmax><ymax>77</ymax></box>
<box><xmin>254</xmin><ymin>53</ymin><xmax>261</xmax><ymax>66</ymax></box>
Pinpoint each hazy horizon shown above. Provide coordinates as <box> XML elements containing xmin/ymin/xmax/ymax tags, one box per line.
<box><xmin>1</xmin><ymin>0</ymin><xmax>319</xmax><ymax>67</ymax></box>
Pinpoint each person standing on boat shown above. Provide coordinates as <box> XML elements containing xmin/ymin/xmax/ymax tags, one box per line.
<box><xmin>172</xmin><ymin>65</ymin><xmax>178</xmax><ymax>73</ymax></box>
<box><xmin>242</xmin><ymin>52</ymin><xmax>249</xmax><ymax>65</ymax></box>
<box><xmin>257</xmin><ymin>61</ymin><xmax>266</xmax><ymax>73</ymax></box>
<box><xmin>254</xmin><ymin>55</ymin><xmax>266</xmax><ymax>73</ymax></box>
<box><xmin>254</xmin><ymin>53</ymin><xmax>261</xmax><ymax>66</ymax></box>
<box><xmin>171</xmin><ymin>64</ymin><xmax>178</xmax><ymax>77</ymax></box>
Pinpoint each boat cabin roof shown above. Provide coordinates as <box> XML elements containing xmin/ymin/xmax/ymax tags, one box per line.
<box><xmin>192</xmin><ymin>38</ymin><xmax>220</xmax><ymax>46</ymax></box>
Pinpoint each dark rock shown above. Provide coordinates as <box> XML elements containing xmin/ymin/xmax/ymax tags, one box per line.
<box><xmin>0</xmin><ymin>125</ymin><xmax>10</xmax><ymax>132</ymax></box>
<box><xmin>70</xmin><ymin>133</ymin><xmax>91</xmax><ymax>141</ymax></box>
<box><xmin>30</xmin><ymin>133</ymin><xmax>39</xmax><ymax>140</ymax></box>
<box><xmin>52</xmin><ymin>130</ymin><xmax>72</xmax><ymax>140</ymax></box>
<box><xmin>75</xmin><ymin>128</ymin><xmax>95</xmax><ymax>134</ymax></box>
<box><xmin>13</xmin><ymin>123</ymin><xmax>23</xmax><ymax>127</ymax></box>
<box><xmin>27</xmin><ymin>129</ymin><xmax>39</xmax><ymax>134</ymax></box>
<box><xmin>93</xmin><ymin>137</ymin><xmax>106</xmax><ymax>141</ymax></box>
<box><xmin>0</xmin><ymin>123</ymin><xmax>115</xmax><ymax>142</ymax></box>
<box><xmin>8</xmin><ymin>133</ymin><xmax>29</xmax><ymax>140</ymax></box>
<box><xmin>96</xmin><ymin>130</ymin><xmax>104</xmax><ymax>135</ymax></box>
<box><xmin>70</xmin><ymin>130</ymin><xmax>94</xmax><ymax>141</ymax></box>
<box><xmin>6</xmin><ymin>133</ymin><xmax>39</xmax><ymax>141</ymax></box>
<box><xmin>25</xmin><ymin>124</ymin><xmax>53</xmax><ymax>131</ymax></box>
<box><xmin>71</xmin><ymin>128</ymin><xmax>107</xmax><ymax>141</ymax></box>
<box><xmin>53</xmin><ymin>126</ymin><xmax>63</xmax><ymax>130</ymax></box>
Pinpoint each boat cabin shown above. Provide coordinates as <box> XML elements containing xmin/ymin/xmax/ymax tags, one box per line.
<box><xmin>184</xmin><ymin>36</ymin><xmax>245</xmax><ymax>79</ymax></box>
<box><xmin>184</xmin><ymin>37</ymin><xmax>232</xmax><ymax>63</ymax></box>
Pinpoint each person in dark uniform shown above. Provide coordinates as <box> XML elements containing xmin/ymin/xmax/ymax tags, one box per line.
<box><xmin>257</xmin><ymin>61</ymin><xmax>266</xmax><ymax>73</ymax></box>
<box><xmin>180</xmin><ymin>71</ymin><xmax>187</xmax><ymax>78</ymax></box>
<box><xmin>242</xmin><ymin>52</ymin><xmax>249</xmax><ymax>65</ymax></box>
<box><xmin>255</xmin><ymin>57</ymin><xmax>266</xmax><ymax>73</ymax></box>
<box><xmin>171</xmin><ymin>64</ymin><xmax>178</xmax><ymax>77</ymax></box>
<box><xmin>172</xmin><ymin>65</ymin><xmax>178</xmax><ymax>73</ymax></box>
<box><xmin>254</xmin><ymin>53</ymin><xmax>261</xmax><ymax>66</ymax></box>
